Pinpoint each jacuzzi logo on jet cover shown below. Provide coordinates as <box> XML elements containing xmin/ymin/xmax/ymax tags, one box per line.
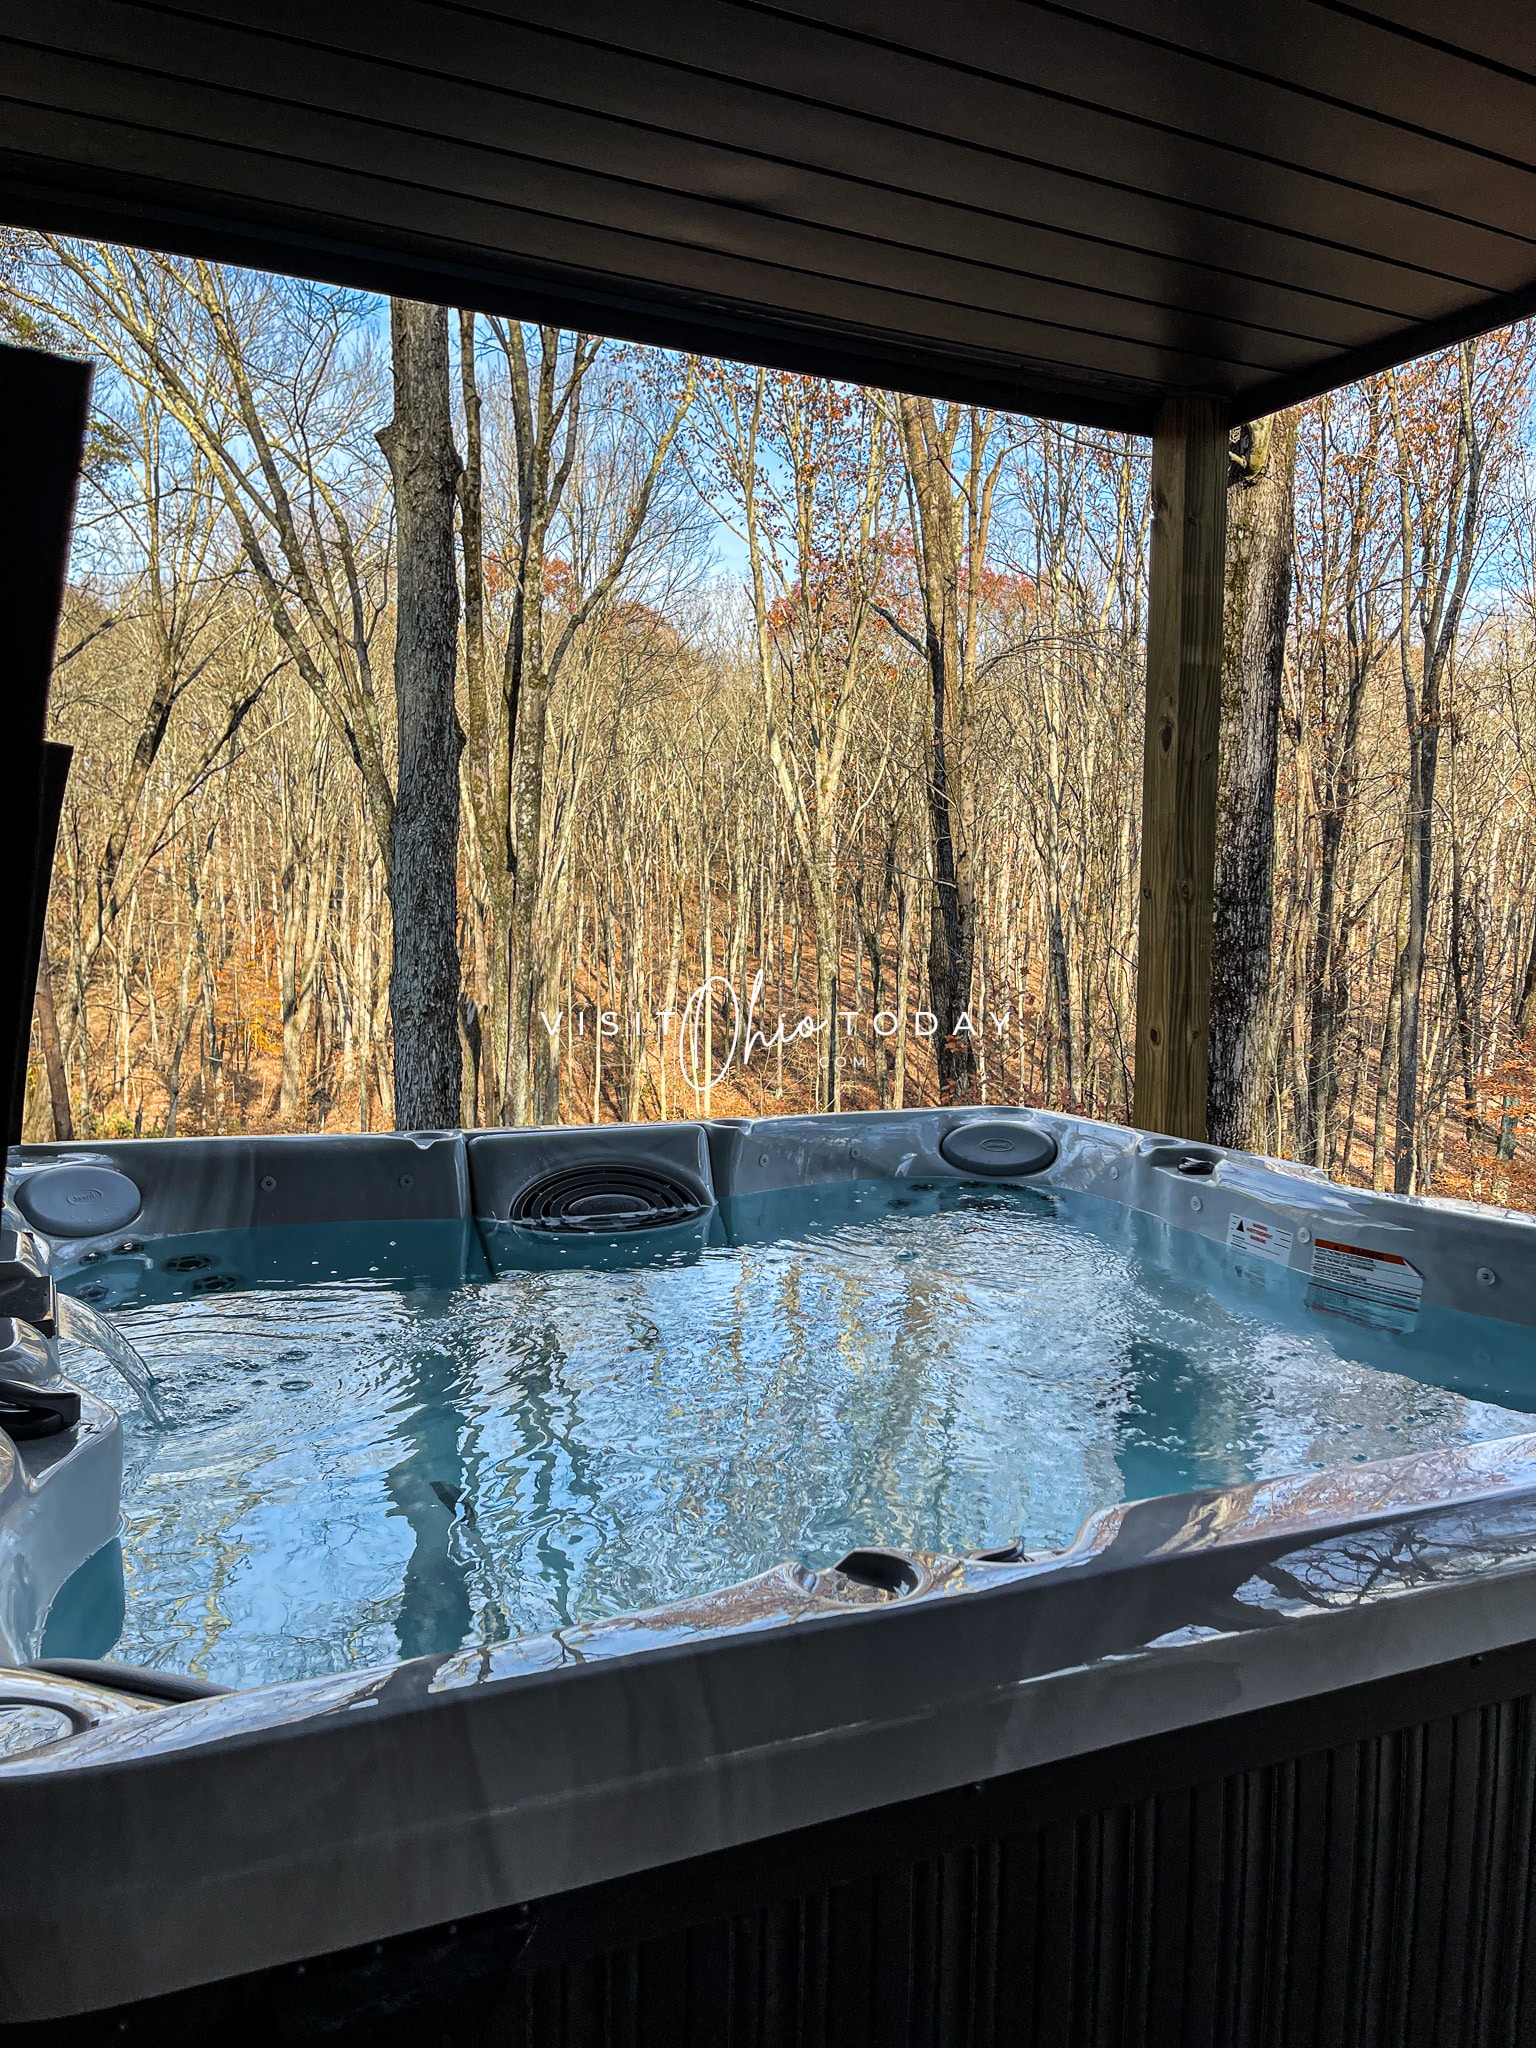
<box><xmin>536</xmin><ymin>970</ymin><xmax>1016</xmax><ymax>1093</ymax></box>
<box><xmin>66</xmin><ymin>1189</ymin><xmax>103</xmax><ymax>1205</ymax></box>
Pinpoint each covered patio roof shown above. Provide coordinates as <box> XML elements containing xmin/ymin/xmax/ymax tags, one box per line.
<box><xmin>1</xmin><ymin>1</ymin><xmax>1534</xmax><ymax>432</ymax></box>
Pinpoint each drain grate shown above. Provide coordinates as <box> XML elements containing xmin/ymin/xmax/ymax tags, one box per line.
<box><xmin>510</xmin><ymin>1164</ymin><xmax>709</xmax><ymax>1234</ymax></box>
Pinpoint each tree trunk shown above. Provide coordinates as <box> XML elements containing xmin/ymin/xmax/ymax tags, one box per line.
<box><xmin>1304</xmin><ymin>685</ymin><xmax>1371</xmax><ymax>1167</ymax></box>
<box><xmin>1389</xmin><ymin>346</ymin><xmax>1483</xmax><ymax>1193</ymax></box>
<box><xmin>456</xmin><ymin>309</ymin><xmax>503</xmax><ymax>1123</ymax></box>
<box><xmin>813</xmin><ymin>875</ymin><xmax>837</xmax><ymax>1112</ymax></box>
<box><xmin>34</xmin><ymin>936</ymin><xmax>73</xmax><ymax>1140</ymax></box>
<box><xmin>1393</xmin><ymin>710</ymin><xmax>1440</xmax><ymax>1195</ymax></box>
<box><xmin>1448</xmin><ymin>800</ymin><xmax>1480</xmax><ymax>1142</ymax></box>
<box><xmin>506</xmin><ymin>670</ymin><xmax>552</xmax><ymax>1127</ymax></box>
<box><xmin>1373</xmin><ymin>864</ymin><xmax>1410</xmax><ymax>1190</ymax></box>
<box><xmin>898</xmin><ymin>396</ymin><xmax>978</xmax><ymax>1102</ymax></box>
<box><xmin>1516</xmin><ymin>919</ymin><xmax>1536</xmax><ymax>1043</ymax></box>
<box><xmin>378</xmin><ymin>299</ymin><xmax>464</xmax><ymax>1130</ymax></box>
<box><xmin>1207</xmin><ymin>410</ymin><xmax>1297</xmax><ymax>1149</ymax></box>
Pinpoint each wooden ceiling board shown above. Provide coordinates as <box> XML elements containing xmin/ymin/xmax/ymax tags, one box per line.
<box><xmin>1069</xmin><ymin>0</ymin><xmax>1536</xmax><ymax>163</ymax></box>
<box><xmin>2</xmin><ymin>0</ymin><xmax>1533</xmax><ymax>428</ymax></box>
<box><xmin>6</xmin><ymin>10</ymin><xmax>1410</xmax><ymax>364</ymax></box>
<box><xmin>84</xmin><ymin>0</ymin><xmax>1475</xmax><ymax>325</ymax></box>
<box><xmin>1309</xmin><ymin>1</ymin><xmax>1536</xmax><ymax>80</ymax></box>
<box><xmin>770</xmin><ymin>0</ymin><xmax>1536</xmax><ymax>242</ymax></box>
<box><xmin>488</xmin><ymin>0</ymin><xmax>1532</xmax><ymax>289</ymax></box>
<box><xmin>2</xmin><ymin>49</ymin><xmax>1320</xmax><ymax>383</ymax></box>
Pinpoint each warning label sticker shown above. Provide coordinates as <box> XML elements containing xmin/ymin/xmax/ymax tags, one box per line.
<box><xmin>1226</xmin><ymin>1214</ymin><xmax>1294</xmax><ymax>1266</ymax></box>
<box><xmin>1306</xmin><ymin>1238</ymin><xmax>1423</xmax><ymax>1333</ymax></box>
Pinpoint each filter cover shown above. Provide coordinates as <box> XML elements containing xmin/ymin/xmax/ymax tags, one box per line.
<box><xmin>14</xmin><ymin>1164</ymin><xmax>142</xmax><ymax>1238</ymax></box>
<box><xmin>938</xmin><ymin>1119</ymin><xmax>1058</xmax><ymax>1177</ymax></box>
<box><xmin>510</xmin><ymin>1163</ymin><xmax>709</xmax><ymax>1233</ymax></box>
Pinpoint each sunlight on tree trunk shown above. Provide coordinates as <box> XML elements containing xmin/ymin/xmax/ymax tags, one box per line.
<box><xmin>1208</xmin><ymin>410</ymin><xmax>1297</xmax><ymax>1149</ymax></box>
<box><xmin>378</xmin><ymin>299</ymin><xmax>464</xmax><ymax>1130</ymax></box>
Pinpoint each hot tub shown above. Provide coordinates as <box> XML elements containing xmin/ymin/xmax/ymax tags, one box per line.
<box><xmin>3</xmin><ymin>1109</ymin><xmax>1536</xmax><ymax>2041</ymax></box>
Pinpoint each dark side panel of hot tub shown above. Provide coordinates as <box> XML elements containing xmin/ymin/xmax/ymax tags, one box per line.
<box><xmin>34</xmin><ymin>1638</ymin><xmax>1536</xmax><ymax>2046</ymax></box>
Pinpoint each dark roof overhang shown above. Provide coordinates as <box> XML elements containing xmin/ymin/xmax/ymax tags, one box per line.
<box><xmin>2</xmin><ymin>2</ymin><xmax>1534</xmax><ymax>430</ymax></box>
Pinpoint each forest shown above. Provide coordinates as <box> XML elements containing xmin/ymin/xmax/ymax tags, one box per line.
<box><xmin>5</xmin><ymin>231</ymin><xmax>1536</xmax><ymax>1210</ymax></box>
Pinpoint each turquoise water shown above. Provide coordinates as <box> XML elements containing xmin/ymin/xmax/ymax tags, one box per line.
<box><xmin>47</xmin><ymin>1184</ymin><xmax>1536</xmax><ymax>1689</ymax></box>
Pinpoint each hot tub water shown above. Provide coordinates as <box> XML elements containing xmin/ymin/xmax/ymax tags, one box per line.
<box><xmin>45</xmin><ymin>1182</ymin><xmax>1536</xmax><ymax>1688</ymax></box>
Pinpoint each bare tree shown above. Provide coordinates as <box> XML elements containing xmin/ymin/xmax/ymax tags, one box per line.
<box><xmin>1294</xmin><ymin>385</ymin><xmax>1393</xmax><ymax>1168</ymax></box>
<box><xmin>893</xmin><ymin>399</ymin><xmax>1014</xmax><ymax>1102</ymax></box>
<box><xmin>695</xmin><ymin>368</ymin><xmax>898</xmax><ymax>1107</ymax></box>
<box><xmin>1208</xmin><ymin>409</ymin><xmax>1298</xmax><ymax>1149</ymax></box>
<box><xmin>377</xmin><ymin>299</ymin><xmax>463</xmax><ymax>1128</ymax></box>
<box><xmin>1387</xmin><ymin>345</ymin><xmax>1488</xmax><ymax>1192</ymax></box>
<box><xmin>458</xmin><ymin>324</ymin><xmax>695</xmax><ymax>1123</ymax></box>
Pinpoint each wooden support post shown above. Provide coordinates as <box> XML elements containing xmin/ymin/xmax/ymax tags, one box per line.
<box><xmin>1133</xmin><ymin>397</ymin><xmax>1229</xmax><ymax>1141</ymax></box>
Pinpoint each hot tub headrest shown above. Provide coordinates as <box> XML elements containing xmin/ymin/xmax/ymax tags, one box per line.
<box><xmin>939</xmin><ymin>1118</ymin><xmax>1059</xmax><ymax>1177</ymax></box>
<box><xmin>14</xmin><ymin>1165</ymin><xmax>142</xmax><ymax>1239</ymax></box>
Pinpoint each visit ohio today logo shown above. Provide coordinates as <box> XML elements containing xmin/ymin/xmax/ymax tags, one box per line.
<box><xmin>538</xmin><ymin>970</ymin><xmax>1015</xmax><ymax>1092</ymax></box>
